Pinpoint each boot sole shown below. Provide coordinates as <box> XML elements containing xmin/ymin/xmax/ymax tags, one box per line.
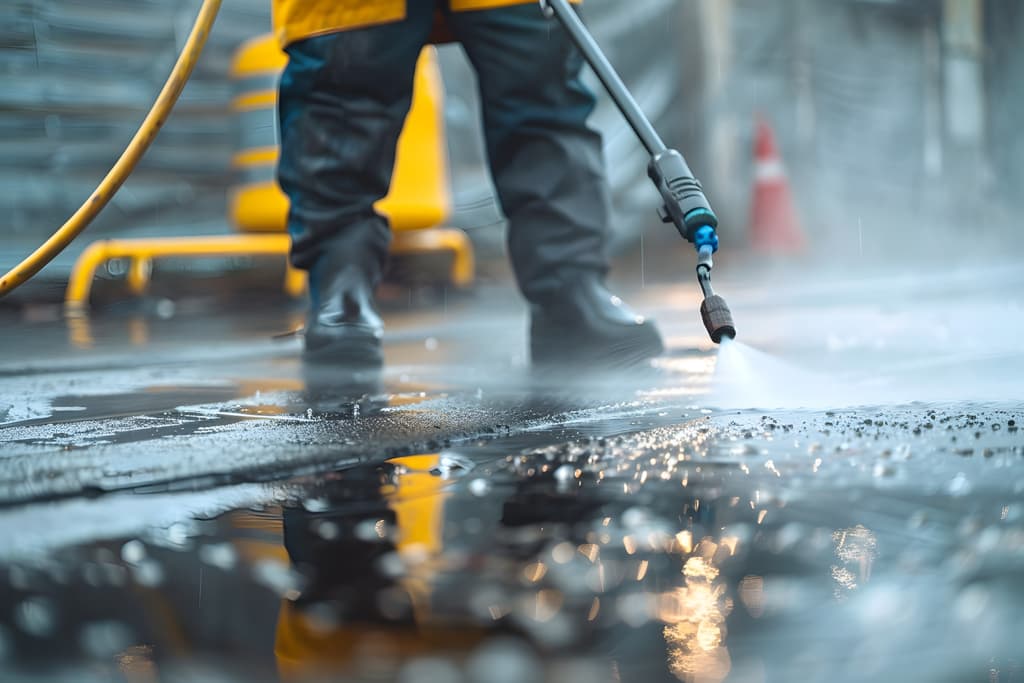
<box><xmin>303</xmin><ymin>344</ymin><xmax>383</xmax><ymax>368</ymax></box>
<box><xmin>303</xmin><ymin>325</ymin><xmax>383</xmax><ymax>369</ymax></box>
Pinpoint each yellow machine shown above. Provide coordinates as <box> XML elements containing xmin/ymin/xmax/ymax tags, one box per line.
<box><xmin>64</xmin><ymin>36</ymin><xmax>473</xmax><ymax>311</ymax></box>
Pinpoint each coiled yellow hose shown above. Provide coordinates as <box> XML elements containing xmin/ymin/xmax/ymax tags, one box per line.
<box><xmin>0</xmin><ymin>0</ymin><xmax>223</xmax><ymax>298</ymax></box>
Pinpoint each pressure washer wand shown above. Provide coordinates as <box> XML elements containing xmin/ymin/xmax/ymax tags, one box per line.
<box><xmin>696</xmin><ymin>246</ymin><xmax>736</xmax><ymax>343</ymax></box>
<box><xmin>540</xmin><ymin>0</ymin><xmax>736</xmax><ymax>343</ymax></box>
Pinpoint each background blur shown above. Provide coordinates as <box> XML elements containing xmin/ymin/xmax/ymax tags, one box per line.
<box><xmin>2</xmin><ymin>0</ymin><xmax>1022</xmax><ymax>300</ymax></box>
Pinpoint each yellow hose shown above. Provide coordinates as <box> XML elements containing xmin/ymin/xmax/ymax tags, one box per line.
<box><xmin>0</xmin><ymin>0</ymin><xmax>223</xmax><ymax>298</ymax></box>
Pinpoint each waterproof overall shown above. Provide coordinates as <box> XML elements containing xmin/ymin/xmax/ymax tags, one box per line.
<box><xmin>275</xmin><ymin>1</ymin><xmax>610</xmax><ymax>303</ymax></box>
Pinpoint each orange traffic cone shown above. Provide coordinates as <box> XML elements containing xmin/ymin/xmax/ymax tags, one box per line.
<box><xmin>750</xmin><ymin>117</ymin><xmax>805</xmax><ymax>253</ymax></box>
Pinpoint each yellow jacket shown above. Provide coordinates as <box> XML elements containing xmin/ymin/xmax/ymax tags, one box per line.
<box><xmin>272</xmin><ymin>0</ymin><xmax>576</xmax><ymax>48</ymax></box>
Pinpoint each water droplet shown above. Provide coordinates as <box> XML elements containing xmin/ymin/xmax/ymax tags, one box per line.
<box><xmin>131</xmin><ymin>560</ymin><xmax>165</xmax><ymax>587</ymax></box>
<box><xmin>872</xmin><ymin>462</ymin><xmax>895</xmax><ymax>478</ymax></box>
<box><xmin>954</xmin><ymin>584</ymin><xmax>990</xmax><ymax>621</ymax></box>
<box><xmin>616</xmin><ymin>592</ymin><xmax>655</xmax><ymax>627</ymax></box>
<box><xmin>14</xmin><ymin>597</ymin><xmax>56</xmax><ymax>637</ymax></box>
<box><xmin>621</xmin><ymin>507</ymin><xmax>649</xmax><ymax>529</ymax></box>
<box><xmin>466</xmin><ymin>638</ymin><xmax>544</xmax><ymax>683</ymax></box>
<box><xmin>165</xmin><ymin>523</ymin><xmax>190</xmax><ymax>547</ymax></box>
<box><xmin>121</xmin><ymin>540</ymin><xmax>146</xmax><ymax>564</ymax></box>
<box><xmin>378</xmin><ymin>552</ymin><xmax>406</xmax><ymax>578</ymax></box>
<box><xmin>432</xmin><ymin>453</ymin><xmax>475</xmax><ymax>479</ymax></box>
<box><xmin>155</xmin><ymin>298</ymin><xmax>175</xmax><ymax>319</ymax></box>
<box><xmin>468</xmin><ymin>478</ymin><xmax>492</xmax><ymax>497</ymax></box>
<box><xmin>80</xmin><ymin>621</ymin><xmax>134</xmax><ymax>659</ymax></box>
<box><xmin>554</xmin><ymin>464</ymin><xmax>575</xmax><ymax>484</ymax></box>
<box><xmin>315</xmin><ymin>520</ymin><xmax>341</xmax><ymax>541</ymax></box>
<box><xmin>198</xmin><ymin>543</ymin><xmax>237</xmax><ymax>571</ymax></box>
<box><xmin>947</xmin><ymin>472</ymin><xmax>972</xmax><ymax>497</ymax></box>
<box><xmin>252</xmin><ymin>559</ymin><xmax>305</xmax><ymax>601</ymax></box>
<box><xmin>551</xmin><ymin>542</ymin><xmax>575</xmax><ymax>565</ymax></box>
<box><xmin>303</xmin><ymin>497</ymin><xmax>330</xmax><ymax>513</ymax></box>
<box><xmin>355</xmin><ymin>519</ymin><xmax>389</xmax><ymax>542</ymax></box>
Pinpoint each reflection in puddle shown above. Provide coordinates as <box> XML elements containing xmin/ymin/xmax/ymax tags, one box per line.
<box><xmin>270</xmin><ymin>452</ymin><xmax>722</xmax><ymax>682</ymax></box>
<box><xmin>831</xmin><ymin>525</ymin><xmax>878</xmax><ymax>598</ymax></box>
<box><xmin>1</xmin><ymin>406</ymin><xmax>1023</xmax><ymax>682</ymax></box>
<box><xmin>662</xmin><ymin>548</ymin><xmax>732</xmax><ymax>683</ymax></box>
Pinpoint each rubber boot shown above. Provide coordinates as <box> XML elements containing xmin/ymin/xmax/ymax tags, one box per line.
<box><xmin>530</xmin><ymin>273</ymin><xmax>664</xmax><ymax>368</ymax></box>
<box><xmin>304</xmin><ymin>261</ymin><xmax>384</xmax><ymax>368</ymax></box>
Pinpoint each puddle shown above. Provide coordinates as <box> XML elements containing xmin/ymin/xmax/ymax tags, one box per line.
<box><xmin>1</xmin><ymin>405</ymin><xmax>1022</xmax><ymax>682</ymax></box>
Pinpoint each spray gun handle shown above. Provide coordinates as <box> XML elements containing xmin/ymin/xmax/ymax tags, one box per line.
<box><xmin>648</xmin><ymin>149</ymin><xmax>719</xmax><ymax>250</ymax></box>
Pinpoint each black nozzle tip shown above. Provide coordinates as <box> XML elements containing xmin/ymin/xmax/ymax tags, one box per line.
<box><xmin>700</xmin><ymin>294</ymin><xmax>737</xmax><ymax>344</ymax></box>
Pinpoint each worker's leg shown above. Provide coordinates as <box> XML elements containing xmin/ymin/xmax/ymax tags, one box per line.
<box><xmin>446</xmin><ymin>4</ymin><xmax>609</xmax><ymax>300</ymax></box>
<box><xmin>447</xmin><ymin>5</ymin><xmax>663</xmax><ymax>365</ymax></box>
<box><xmin>277</xmin><ymin>12</ymin><xmax>433</xmax><ymax>364</ymax></box>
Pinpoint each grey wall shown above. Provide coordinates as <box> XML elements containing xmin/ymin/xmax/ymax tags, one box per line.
<box><xmin>0</xmin><ymin>0</ymin><xmax>270</xmax><ymax>284</ymax></box>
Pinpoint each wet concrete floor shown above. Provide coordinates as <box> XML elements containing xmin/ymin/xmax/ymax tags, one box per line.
<box><xmin>1</xmin><ymin>263</ymin><xmax>1023</xmax><ymax>682</ymax></box>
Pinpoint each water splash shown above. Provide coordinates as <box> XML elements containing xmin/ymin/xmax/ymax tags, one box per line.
<box><xmin>711</xmin><ymin>338</ymin><xmax>847</xmax><ymax>410</ymax></box>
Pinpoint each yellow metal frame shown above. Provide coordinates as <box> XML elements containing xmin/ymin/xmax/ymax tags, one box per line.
<box><xmin>64</xmin><ymin>40</ymin><xmax>473</xmax><ymax>312</ymax></box>
<box><xmin>65</xmin><ymin>229</ymin><xmax>474</xmax><ymax>312</ymax></box>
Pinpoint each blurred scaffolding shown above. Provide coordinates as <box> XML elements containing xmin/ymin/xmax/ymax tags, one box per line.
<box><xmin>1</xmin><ymin>0</ymin><xmax>1021</xmax><ymax>291</ymax></box>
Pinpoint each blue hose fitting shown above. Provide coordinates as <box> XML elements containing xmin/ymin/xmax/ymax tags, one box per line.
<box><xmin>683</xmin><ymin>208</ymin><xmax>719</xmax><ymax>253</ymax></box>
<box><xmin>693</xmin><ymin>224</ymin><xmax>719</xmax><ymax>253</ymax></box>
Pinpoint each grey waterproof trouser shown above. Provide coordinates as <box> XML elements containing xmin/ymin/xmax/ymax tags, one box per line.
<box><xmin>277</xmin><ymin>3</ymin><xmax>612</xmax><ymax>303</ymax></box>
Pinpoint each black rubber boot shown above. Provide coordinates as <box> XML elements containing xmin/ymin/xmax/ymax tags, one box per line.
<box><xmin>304</xmin><ymin>264</ymin><xmax>384</xmax><ymax>368</ymax></box>
<box><xmin>530</xmin><ymin>273</ymin><xmax>664</xmax><ymax>368</ymax></box>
